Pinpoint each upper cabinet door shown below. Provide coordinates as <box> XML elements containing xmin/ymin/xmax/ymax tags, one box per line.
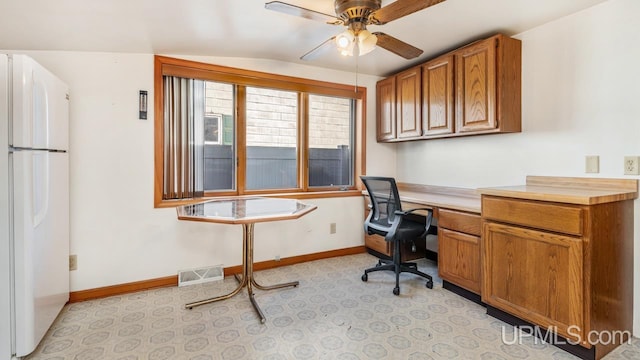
<box><xmin>395</xmin><ymin>67</ymin><xmax>422</xmax><ymax>139</ymax></box>
<box><xmin>455</xmin><ymin>37</ymin><xmax>497</xmax><ymax>133</ymax></box>
<box><xmin>376</xmin><ymin>77</ymin><xmax>396</xmax><ymax>142</ymax></box>
<box><xmin>422</xmin><ymin>55</ymin><xmax>454</xmax><ymax>136</ymax></box>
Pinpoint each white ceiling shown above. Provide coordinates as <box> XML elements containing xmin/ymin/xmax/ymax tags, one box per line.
<box><xmin>0</xmin><ymin>0</ymin><xmax>609</xmax><ymax>77</ymax></box>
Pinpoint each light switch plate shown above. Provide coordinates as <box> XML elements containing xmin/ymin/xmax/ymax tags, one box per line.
<box><xmin>585</xmin><ymin>156</ymin><xmax>599</xmax><ymax>173</ymax></box>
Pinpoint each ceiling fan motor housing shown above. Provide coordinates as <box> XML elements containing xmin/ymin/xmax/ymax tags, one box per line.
<box><xmin>335</xmin><ymin>0</ymin><xmax>381</xmax><ymax>24</ymax></box>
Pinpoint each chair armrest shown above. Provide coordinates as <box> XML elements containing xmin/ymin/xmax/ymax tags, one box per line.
<box><xmin>393</xmin><ymin>208</ymin><xmax>434</xmax><ymax>240</ymax></box>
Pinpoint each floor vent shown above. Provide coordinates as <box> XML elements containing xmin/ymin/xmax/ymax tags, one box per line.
<box><xmin>178</xmin><ymin>265</ymin><xmax>224</xmax><ymax>287</ymax></box>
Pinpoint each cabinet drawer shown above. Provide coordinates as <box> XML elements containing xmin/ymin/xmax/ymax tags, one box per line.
<box><xmin>438</xmin><ymin>209</ymin><xmax>481</xmax><ymax>236</ymax></box>
<box><xmin>365</xmin><ymin>233</ymin><xmax>390</xmax><ymax>255</ymax></box>
<box><xmin>482</xmin><ymin>196</ymin><xmax>583</xmax><ymax>236</ymax></box>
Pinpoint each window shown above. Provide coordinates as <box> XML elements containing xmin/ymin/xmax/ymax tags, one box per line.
<box><xmin>245</xmin><ymin>86</ymin><xmax>298</xmax><ymax>190</ymax></box>
<box><xmin>308</xmin><ymin>94</ymin><xmax>354</xmax><ymax>188</ymax></box>
<box><xmin>154</xmin><ymin>56</ymin><xmax>366</xmax><ymax>206</ymax></box>
<box><xmin>204</xmin><ymin>115</ymin><xmax>221</xmax><ymax>145</ymax></box>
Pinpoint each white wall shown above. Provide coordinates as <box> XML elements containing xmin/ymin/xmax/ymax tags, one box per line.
<box><xmin>396</xmin><ymin>0</ymin><xmax>640</xmax><ymax>335</ymax></box>
<box><xmin>3</xmin><ymin>51</ymin><xmax>393</xmax><ymax>293</ymax></box>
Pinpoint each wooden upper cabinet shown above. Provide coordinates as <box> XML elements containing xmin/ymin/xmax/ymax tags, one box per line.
<box><xmin>375</xmin><ymin>33</ymin><xmax>521</xmax><ymax>142</ymax></box>
<box><xmin>376</xmin><ymin>76</ymin><xmax>396</xmax><ymax>141</ymax></box>
<box><xmin>396</xmin><ymin>67</ymin><xmax>422</xmax><ymax>139</ymax></box>
<box><xmin>455</xmin><ymin>37</ymin><xmax>497</xmax><ymax>132</ymax></box>
<box><xmin>455</xmin><ymin>34</ymin><xmax>521</xmax><ymax>135</ymax></box>
<box><xmin>422</xmin><ymin>55</ymin><xmax>454</xmax><ymax>136</ymax></box>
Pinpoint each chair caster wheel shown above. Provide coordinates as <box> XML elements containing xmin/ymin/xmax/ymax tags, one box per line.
<box><xmin>426</xmin><ymin>281</ymin><xmax>433</xmax><ymax>289</ymax></box>
<box><xmin>361</xmin><ymin>274</ymin><xmax>368</xmax><ymax>282</ymax></box>
<box><xmin>393</xmin><ymin>287</ymin><xmax>400</xmax><ymax>296</ymax></box>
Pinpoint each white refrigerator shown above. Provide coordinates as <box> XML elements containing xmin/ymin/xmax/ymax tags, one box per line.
<box><xmin>0</xmin><ymin>54</ymin><xmax>70</xmax><ymax>359</ymax></box>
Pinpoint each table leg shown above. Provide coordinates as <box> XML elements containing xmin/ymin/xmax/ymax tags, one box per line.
<box><xmin>252</xmin><ymin>278</ymin><xmax>299</xmax><ymax>291</ymax></box>
<box><xmin>243</xmin><ymin>223</ymin><xmax>266</xmax><ymax>323</ymax></box>
<box><xmin>185</xmin><ymin>222</ymin><xmax>299</xmax><ymax>323</ymax></box>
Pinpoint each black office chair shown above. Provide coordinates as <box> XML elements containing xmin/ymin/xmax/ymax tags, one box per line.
<box><xmin>360</xmin><ymin>176</ymin><xmax>434</xmax><ymax>295</ymax></box>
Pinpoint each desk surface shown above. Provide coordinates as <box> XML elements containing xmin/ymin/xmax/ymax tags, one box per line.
<box><xmin>364</xmin><ymin>176</ymin><xmax>639</xmax><ymax>214</ymax></box>
<box><xmin>176</xmin><ymin>197</ymin><xmax>317</xmax><ymax>224</ymax></box>
<box><xmin>364</xmin><ymin>183</ymin><xmax>482</xmax><ymax>214</ymax></box>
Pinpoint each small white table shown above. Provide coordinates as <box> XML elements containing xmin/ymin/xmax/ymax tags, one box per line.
<box><xmin>176</xmin><ymin>197</ymin><xmax>317</xmax><ymax>323</ymax></box>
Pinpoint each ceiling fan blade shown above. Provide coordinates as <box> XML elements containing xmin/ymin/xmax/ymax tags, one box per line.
<box><xmin>373</xmin><ymin>32</ymin><xmax>423</xmax><ymax>59</ymax></box>
<box><xmin>265</xmin><ymin>1</ymin><xmax>343</xmax><ymax>25</ymax></box>
<box><xmin>300</xmin><ymin>36</ymin><xmax>337</xmax><ymax>61</ymax></box>
<box><xmin>370</xmin><ymin>0</ymin><xmax>446</xmax><ymax>25</ymax></box>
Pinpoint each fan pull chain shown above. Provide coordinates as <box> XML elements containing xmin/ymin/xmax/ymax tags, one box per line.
<box><xmin>354</xmin><ymin>44</ymin><xmax>359</xmax><ymax>93</ymax></box>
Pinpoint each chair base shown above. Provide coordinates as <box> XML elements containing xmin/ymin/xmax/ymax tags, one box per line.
<box><xmin>361</xmin><ymin>258</ymin><xmax>434</xmax><ymax>295</ymax></box>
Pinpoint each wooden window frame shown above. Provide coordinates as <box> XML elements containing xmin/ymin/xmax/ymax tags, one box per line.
<box><xmin>154</xmin><ymin>55</ymin><xmax>366</xmax><ymax>208</ymax></box>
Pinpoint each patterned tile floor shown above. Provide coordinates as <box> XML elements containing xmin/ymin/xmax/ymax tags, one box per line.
<box><xmin>26</xmin><ymin>253</ymin><xmax>640</xmax><ymax>359</ymax></box>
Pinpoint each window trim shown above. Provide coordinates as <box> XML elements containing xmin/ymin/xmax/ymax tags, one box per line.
<box><xmin>154</xmin><ymin>55</ymin><xmax>366</xmax><ymax>208</ymax></box>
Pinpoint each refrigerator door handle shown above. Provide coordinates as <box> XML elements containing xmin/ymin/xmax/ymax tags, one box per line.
<box><xmin>32</xmin><ymin>74</ymin><xmax>50</xmax><ymax>149</ymax></box>
<box><xmin>32</xmin><ymin>152</ymin><xmax>49</xmax><ymax>228</ymax></box>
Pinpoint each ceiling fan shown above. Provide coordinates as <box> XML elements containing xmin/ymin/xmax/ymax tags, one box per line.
<box><xmin>265</xmin><ymin>0</ymin><xmax>446</xmax><ymax>60</ymax></box>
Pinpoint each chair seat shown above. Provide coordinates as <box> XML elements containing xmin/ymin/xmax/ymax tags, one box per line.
<box><xmin>394</xmin><ymin>219</ymin><xmax>425</xmax><ymax>242</ymax></box>
<box><xmin>367</xmin><ymin>218</ymin><xmax>424</xmax><ymax>242</ymax></box>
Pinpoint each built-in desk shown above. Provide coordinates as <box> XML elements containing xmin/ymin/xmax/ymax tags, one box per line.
<box><xmin>362</xmin><ymin>176</ymin><xmax>639</xmax><ymax>360</ymax></box>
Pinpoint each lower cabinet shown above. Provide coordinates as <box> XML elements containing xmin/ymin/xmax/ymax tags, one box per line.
<box><xmin>437</xmin><ymin>209</ymin><xmax>482</xmax><ymax>294</ymax></box>
<box><xmin>481</xmin><ymin>195</ymin><xmax>634</xmax><ymax>359</ymax></box>
<box><xmin>483</xmin><ymin>221</ymin><xmax>584</xmax><ymax>342</ymax></box>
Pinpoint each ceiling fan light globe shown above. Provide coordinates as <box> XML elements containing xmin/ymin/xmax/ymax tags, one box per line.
<box><xmin>335</xmin><ymin>30</ymin><xmax>355</xmax><ymax>49</ymax></box>
<box><xmin>358</xmin><ymin>31</ymin><xmax>377</xmax><ymax>56</ymax></box>
<box><xmin>337</xmin><ymin>36</ymin><xmax>350</xmax><ymax>49</ymax></box>
<box><xmin>335</xmin><ymin>29</ymin><xmax>355</xmax><ymax>56</ymax></box>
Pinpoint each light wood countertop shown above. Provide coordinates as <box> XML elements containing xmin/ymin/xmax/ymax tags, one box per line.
<box><xmin>362</xmin><ymin>176</ymin><xmax>638</xmax><ymax>214</ymax></box>
<box><xmin>364</xmin><ymin>183</ymin><xmax>482</xmax><ymax>214</ymax></box>
<box><xmin>397</xmin><ymin>187</ymin><xmax>481</xmax><ymax>214</ymax></box>
<box><xmin>478</xmin><ymin>176</ymin><xmax>639</xmax><ymax>205</ymax></box>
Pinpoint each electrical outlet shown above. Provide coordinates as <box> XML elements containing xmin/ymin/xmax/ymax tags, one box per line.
<box><xmin>624</xmin><ymin>156</ymin><xmax>640</xmax><ymax>175</ymax></box>
<box><xmin>69</xmin><ymin>255</ymin><xmax>77</xmax><ymax>271</ymax></box>
<box><xmin>274</xmin><ymin>255</ymin><xmax>281</xmax><ymax>261</ymax></box>
<box><xmin>585</xmin><ymin>156</ymin><xmax>599</xmax><ymax>173</ymax></box>
<box><xmin>330</xmin><ymin>223</ymin><xmax>336</xmax><ymax>234</ymax></box>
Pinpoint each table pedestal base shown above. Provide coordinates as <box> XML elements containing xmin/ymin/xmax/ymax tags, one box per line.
<box><xmin>184</xmin><ymin>223</ymin><xmax>299</xmax><ymax>323</ymax></box>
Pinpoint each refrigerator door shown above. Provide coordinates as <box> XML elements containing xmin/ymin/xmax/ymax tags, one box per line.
<box><xmin>11</xmin><ymin>55</ymin><xmax>69</xmax><ymax>151</ymax></box>
<box><xmin>0</xmin><ymin>54</ymin><xmax>12</xmax><ymax>360</ymax></box>
<box><xmin>12</xmin><ymin>150</ymin><xmax>69</xmax><ymax>357</ymax></box>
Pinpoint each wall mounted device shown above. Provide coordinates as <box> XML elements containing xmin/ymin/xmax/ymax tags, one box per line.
<box><xmin>139</xmin><ymin>90</ymin><xmax>148</xmax><ymax>120</ymax></box>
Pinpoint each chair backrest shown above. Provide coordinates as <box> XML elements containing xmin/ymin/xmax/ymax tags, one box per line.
<box><xmin>361</xmin><ymin>176</ymin><xmax>402</xmax><ymax>231</ymax></box>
